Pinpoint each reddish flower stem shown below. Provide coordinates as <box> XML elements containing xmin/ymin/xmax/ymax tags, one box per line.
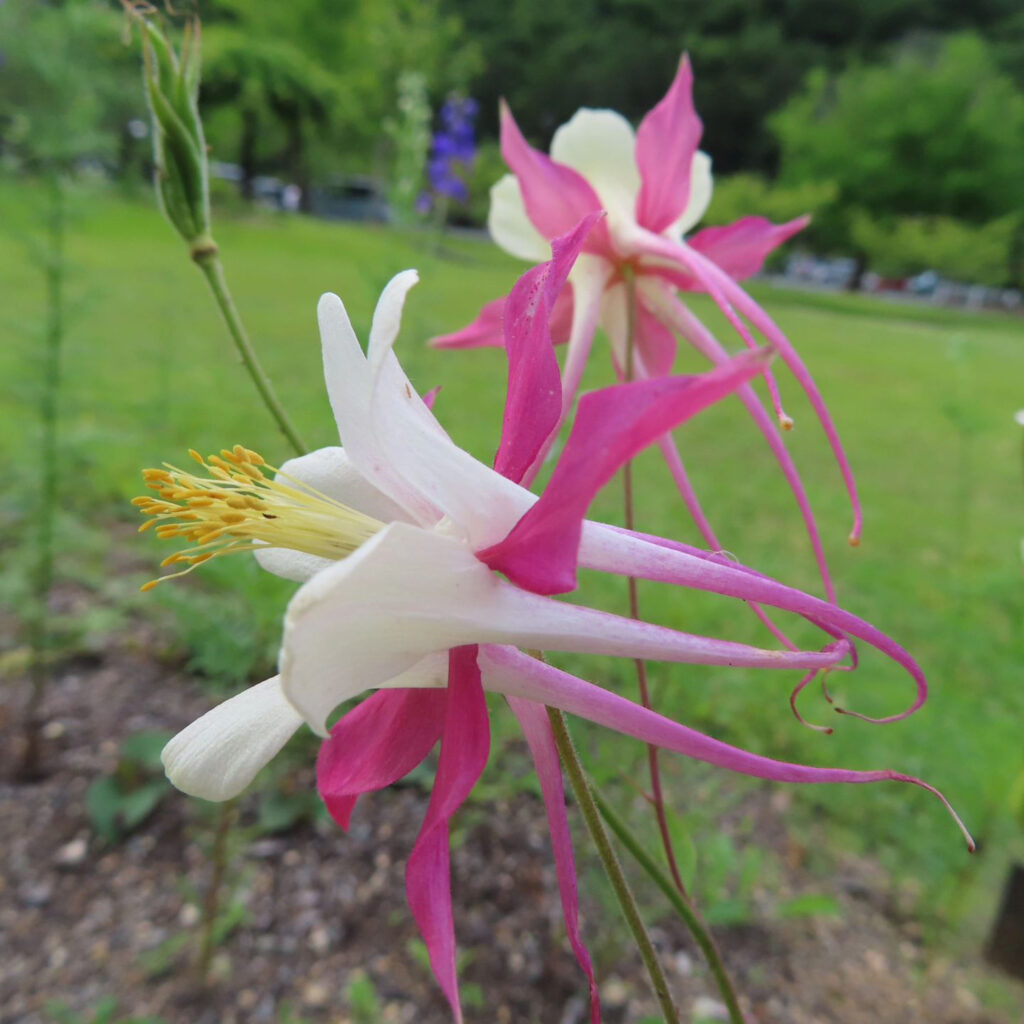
<box><xmin>620</xmin><ymin>269</ymin><xmax>689</xmax><ymax>898</ymax></box>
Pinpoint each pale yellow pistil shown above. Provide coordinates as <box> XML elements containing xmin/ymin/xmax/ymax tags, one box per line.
<box><xmin>134</xmin><ymin>445</ymin><xmax>384</xmax><ymax>591</ymax></box>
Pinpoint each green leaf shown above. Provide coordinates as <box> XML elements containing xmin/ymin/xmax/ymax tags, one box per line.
<box><xmin>119</xmin><ymin>780</ymin><xmax>169</xmax><ymax>832</ymax></box>
<box><xmin>86</xmin><ymin>776</ymin><xmax>124</xmax><ymax>844</ymax></box>
<box><xmin>120</xmin><ymin>730</ymin><xmax>173</xmax><ymax>771</ymax></box>
<box><xmin>665</xmin><ymin>805</ymin><xmax>699</xmax><ymax>893</ymax></box>
<box><xmin>776</xmin><ymin>893</ymin><xmax>842</xmax><ymax>920</ymax></box>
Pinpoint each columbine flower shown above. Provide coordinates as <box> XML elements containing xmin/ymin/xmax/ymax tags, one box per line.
<box><xmin>434</xmin><ymin>56</ymin><xmax>860</xmax><ymax>618</ymax></box>
<box><xmin>142</xmin><ymin>227</ymin><xmax>969</xmax><ymax>1022</ymax></box>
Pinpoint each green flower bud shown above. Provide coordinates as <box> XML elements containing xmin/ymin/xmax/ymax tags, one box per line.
<box><xmin>139</xmin><ymin>17</ymin><xmax>216</xmax><ymax>260</ymax></box>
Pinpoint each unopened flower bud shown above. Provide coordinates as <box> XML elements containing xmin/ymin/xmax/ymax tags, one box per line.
<box><xmin>138</xmin><ymin>16</ymin><xmax>216</xmax><ymax>261</ymax></box>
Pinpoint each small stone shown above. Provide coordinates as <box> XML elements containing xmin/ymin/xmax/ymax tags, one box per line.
<box><xmin>179</xmin><ymin>903</ymin><xmax>201</xmax><ymax>927</ymax></box>
<box><xmin>283</xmin><ymin>849</ymin><xmax>301</xmax><ymax>867</ymax></box>
<box><xmin>308</xmin><ymin>926</ymin><xmax>330</xmax><ymax>954</ymax></box>
<box><xmin>674</xmin><ymin>951</ymin><xmax>694</xmax><ymax>976</ymax></box>
<box><xmin>302</xmin><ymin>981</ymin><xmax>330</xmax><ymax>1007</ymax></box>
<box><xmin>602</xmin><ymin>978</ymin><xmax>628</xmax><ymax>1007</ymax></box>
<box><xmin>41</xmin><ymin>720</ymin><xmax>65</xmax><ymax>740</ymax></box>
<box><xmin>237</xmin><ymin>989</ymin><xmax>258</xmax><ymax>1010</ymax></box>
<box><xmin>864</xmin><ymin>949</ymin><xmax>887</xmax><ymax>973</ymax></box>
<box><xmin>54</xmin><ymin>836</ymin><xmax>88</xmax><ymax>867</ymax></box>
<box><xmin>21</xmin><ymin>882</ymin><xmax>53</xmax><ymax>907</ymax></box>
<box><xmin>693</xmin><ymin>996</ymin><xmax>729</xmax><ymax>1021</ymax></box>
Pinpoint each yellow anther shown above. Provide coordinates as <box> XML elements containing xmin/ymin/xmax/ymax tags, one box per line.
<box><xmin>134</xmin><ymin>445</ymin><xmax>385</xmax><ymax>590</ymax></box>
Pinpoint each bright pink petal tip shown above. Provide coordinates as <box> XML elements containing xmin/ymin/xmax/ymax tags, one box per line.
<box><xmin>499</xmin><ymin>101</ymin><xmax>612</xmax><ymax>256</ymax></box>
<box><xmin>635</xmin><ymin>53</ymin><xmax>704</xmax><ymax>234</ymax></box>
<box><xmin>686</xmin><ymin>215</ymin><xmax>811</xmax><ymax>282</ymax></box>
<box><xmin>635</xmin><ymin>228</ymin><xmax>863</xmax><ymax>544</ymax></box>
<box><xmin>483</xmin><ymin>646</ymin><xmax>975</xmax><ymax>852</ymax></box>
<box><xmin>430</xmin><ymin>296</ymin><xmax>507</xmax><ymax>350</ymax></box>
<box><xmin>482</xmin><ymin>349</ymin><xmax>771</xmax><ymax>595</ymax></box>
<box><xmin>406</xmin><ymin>646</ymin><xmax>491</xmax><ymax>1023</ymax></box>
<box><xmin>507</xmin><ymin>697</ymin><xmax>601</xmax><ymax>1023</ymax></box>
<box><xmin>789</xmin><ymin>671</ymin><xmax>834</xmax><ymax>735</ymax></box>
<box><xmin>495</xmin><ymin>214</ymin><xmax>602</xmax><ymax>484</ymax></box>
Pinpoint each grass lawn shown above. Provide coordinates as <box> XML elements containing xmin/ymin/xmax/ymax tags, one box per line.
<box><xmin>3</xmin><ymin>178</ymin><xmax>1022</xmax><ymax>944</ymax></box>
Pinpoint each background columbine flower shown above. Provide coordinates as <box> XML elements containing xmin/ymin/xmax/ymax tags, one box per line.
<box><xmin>143</xmin><ymin>226</ymin><xmax>970</xmax><ymax>1023</ymax></box>
<box><xmin>434</xmin><ymin>55</ymin><xmax>859</xmax><ymax>614</ymax></box>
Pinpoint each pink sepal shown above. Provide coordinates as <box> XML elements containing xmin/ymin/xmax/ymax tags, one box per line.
<box><xmin>634</xmin><ymin>54</ymin><xmax>704</xmax><ymax>234</ymax></box>
<box><xmin>316</xmin><ymin>688</ymin><xmax>447</xmax><ymax>830</ymax></box>
<box><xmin>500</xmin><ymin>102</ymin><xmax>613</xmax><ymax>257</ymax></box>
<box><xmin>480</xmin><ymin>350</ymin><xmax>770</xmax><ymax>595</ymax></box>
<box><xmin>431</xmin><ymin>287</ymin><xmax>575</xmax><ymax>352</ymax></box>
<box><xmin>677</xmin><ymin>215</ymin><xmax>810</xmax><ymax>284</ymax></box>
<box><xmin>406</xmin><ymin>646</ymin><xmax>491</xmax><ymax>1024</ymax></box>
<box><xmin>430</xmin><ymin>296</ymin><xmax>506</xmax><ymax>349</ymax></box>
<box><xmin>507</xmin><ymin>697</ymin><xmax>601</xmax><ymax>1022</ymax></box>
<box><xmin>482</xmin><ymin>646</ymin><xmax>974</xmax><ymax>851</ymax></box>
<box><xmin>495</xmin><ymin>214</ymin><xmax>600</xmax><ymax>484</ymax></box>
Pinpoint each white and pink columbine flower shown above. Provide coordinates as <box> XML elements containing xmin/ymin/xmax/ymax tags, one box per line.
<box><xmin>141</xmin><ymin>228</ymin><xmax>969</xmax><ymax>1023</ymax></box>
<box><xmin>435</xmin><ymin>56</ymin><xmax>860</xmax><ymax>622</ymax></box>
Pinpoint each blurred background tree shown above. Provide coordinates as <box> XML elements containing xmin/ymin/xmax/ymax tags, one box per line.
<box><xmin>1</xmin><ymin>0</ymin><xmax>1022</xmax><ymax>285</ymax></box>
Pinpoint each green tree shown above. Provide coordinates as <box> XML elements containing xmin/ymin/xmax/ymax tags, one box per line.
<box><xmin>771</xmin><ymin>33</ymin><xmax>1024</xmax><ymax>223</ymax></box>
<box><xmin>0</xmin><ymin>0</ymin><xmax>141</xmax><ymax>173</ymax></box>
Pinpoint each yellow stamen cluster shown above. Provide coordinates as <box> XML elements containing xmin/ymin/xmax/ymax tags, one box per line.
<box><xmin>134</xmin><ymin>445</ymin><xmax>384</xmax><ymax>591</ymax></box>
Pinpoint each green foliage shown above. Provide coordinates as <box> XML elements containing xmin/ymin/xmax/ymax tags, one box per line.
<box><xmin>450</xmin><ymin>0</ymin><xmax>1024</xmax><ymax>175</ymax></box>
<box><xmin>772</xmin><ymin>34</ymin><xmax>1024</xmax><ymax>225</ymax></box>
<box><xmin>344</xmin><ymin>971</ymin><xmax>382</xmax><ymax>1024</ymax></box>
<box><xmin>86</xmin><ymin>730</ymin><xmax>174</xmax><ymax>844</ymax></box>
<box><xmin>383</xmin><ymin>72</ymin><xmax>432</xmax><ymax>225</ymax></box>
<box><xmin>46</xmin><ymin>996</ymin><xmax>165</xmax><ymax>1024</ymax></box>
<box><xmin>198</xmin><ymin>0</ymin><xmax>479</xmax><ymax>183</ymax></box>
<box><xmin>850</xmin><ymin>212</ymin><xmax>1022</xmax><ymax>287</ymax></box>
<box><xmin>705</xmin><ymin>174</ymin><xmax>838</xmax><ymax>231</ymax></box>
<box><xmin>0</xmin><ymin>0</ymin><xmax>141</xmax><ymax>172</ymax></box>
<box><xmin>151</xmin><ymin>555</ymin><xmax>294</xmax><ymax>689</ymax></box>
<box><xmin>465</xmin><ymin>140</ymin><xmax>508</xmax><ymax>229</ymax></box>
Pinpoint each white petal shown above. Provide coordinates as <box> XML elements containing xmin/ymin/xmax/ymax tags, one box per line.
<box><xmin>367</xmin><ymin>269</ymin><xmax>421</xmax><ymax>383</ymax></box>
<box><xmin>672</xmin><ymin>150</ymin><xmax>713</xmax><ymax>237</ymax></box>
<box><xmin>161</xmin><ymin>676</ymin><xmax>303</xmax><ymax>801</ymax></box>
<box><xmin>281</xmin><ymin>522</ymin><xmax>824</xmax><ymax>735</ymax></box>
<box><xmin>253</xmin><ymin>446</ymin><xmax>410</xmax><ymax>583</ymax></box>
<box><xmin>318</xmin><ymin>288</ymin><xmax>533</xmax><ymax>548</ymax></box>
<box><xmin>550</xmin><ymin>108</ymin><xmax>641</xmax><ymax>230</ymax></box>
<box><xmin>488</xmin><ymin>174</ymin><xmax>549</xmax><ymax>261</ymax></box>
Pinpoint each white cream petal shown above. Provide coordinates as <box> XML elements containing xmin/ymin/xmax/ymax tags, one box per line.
<box><xmin>319</xmin><ymin>283</ymin><xmax>534</xmax><ymax>549</ymax></box>
<box><xmin>672</xmin><ymin>150</ymin><xmax>713</xmax><ymax>237</ymax></box>
<box><xmin>488</xmin><ymin>174</ymin><xmax>549</xmax><ymax>261</ymax></box>
<box><xmin>161</xmin><ymin>676</ymin><xmax>303</xmax><ymax>801</ymax></box>
<box><xmin>281</xmin><ymin>521</ymin><xmax>802</xmax><ymax>736</ymax></box>
<box><xmin>550</xmin><ymin>109</ymin><xmax>640</xmax><ymax>229</ymax></box>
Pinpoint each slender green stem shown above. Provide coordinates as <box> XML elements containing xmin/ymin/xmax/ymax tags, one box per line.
<box><xmin>197</xmin><ymin>796</ymin><xmax>237</xmax><ymax>983</ymax></box>
<box><xmin>620</xmin><ymin>267</ymin><xmax>689</xmax><ymax>898</ymax></box>
<box><xmin>547</xmin><ymin>707</ymin><xmax>680</xmax><ymax>1022</ymax></box>
<box><xmin>594</xmin><ymin>790</ymin><xmax>746</xmax><ymax>1024</ymax></box>
<box><xmin>21</xmin><ymin>175</ymin><xmax>66</xmax><ymax>779</ymax></box>
<box><xmin>193</xmin><ymin>251</ymin><xmax>307</xmax><ymax>457</ymax></box>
